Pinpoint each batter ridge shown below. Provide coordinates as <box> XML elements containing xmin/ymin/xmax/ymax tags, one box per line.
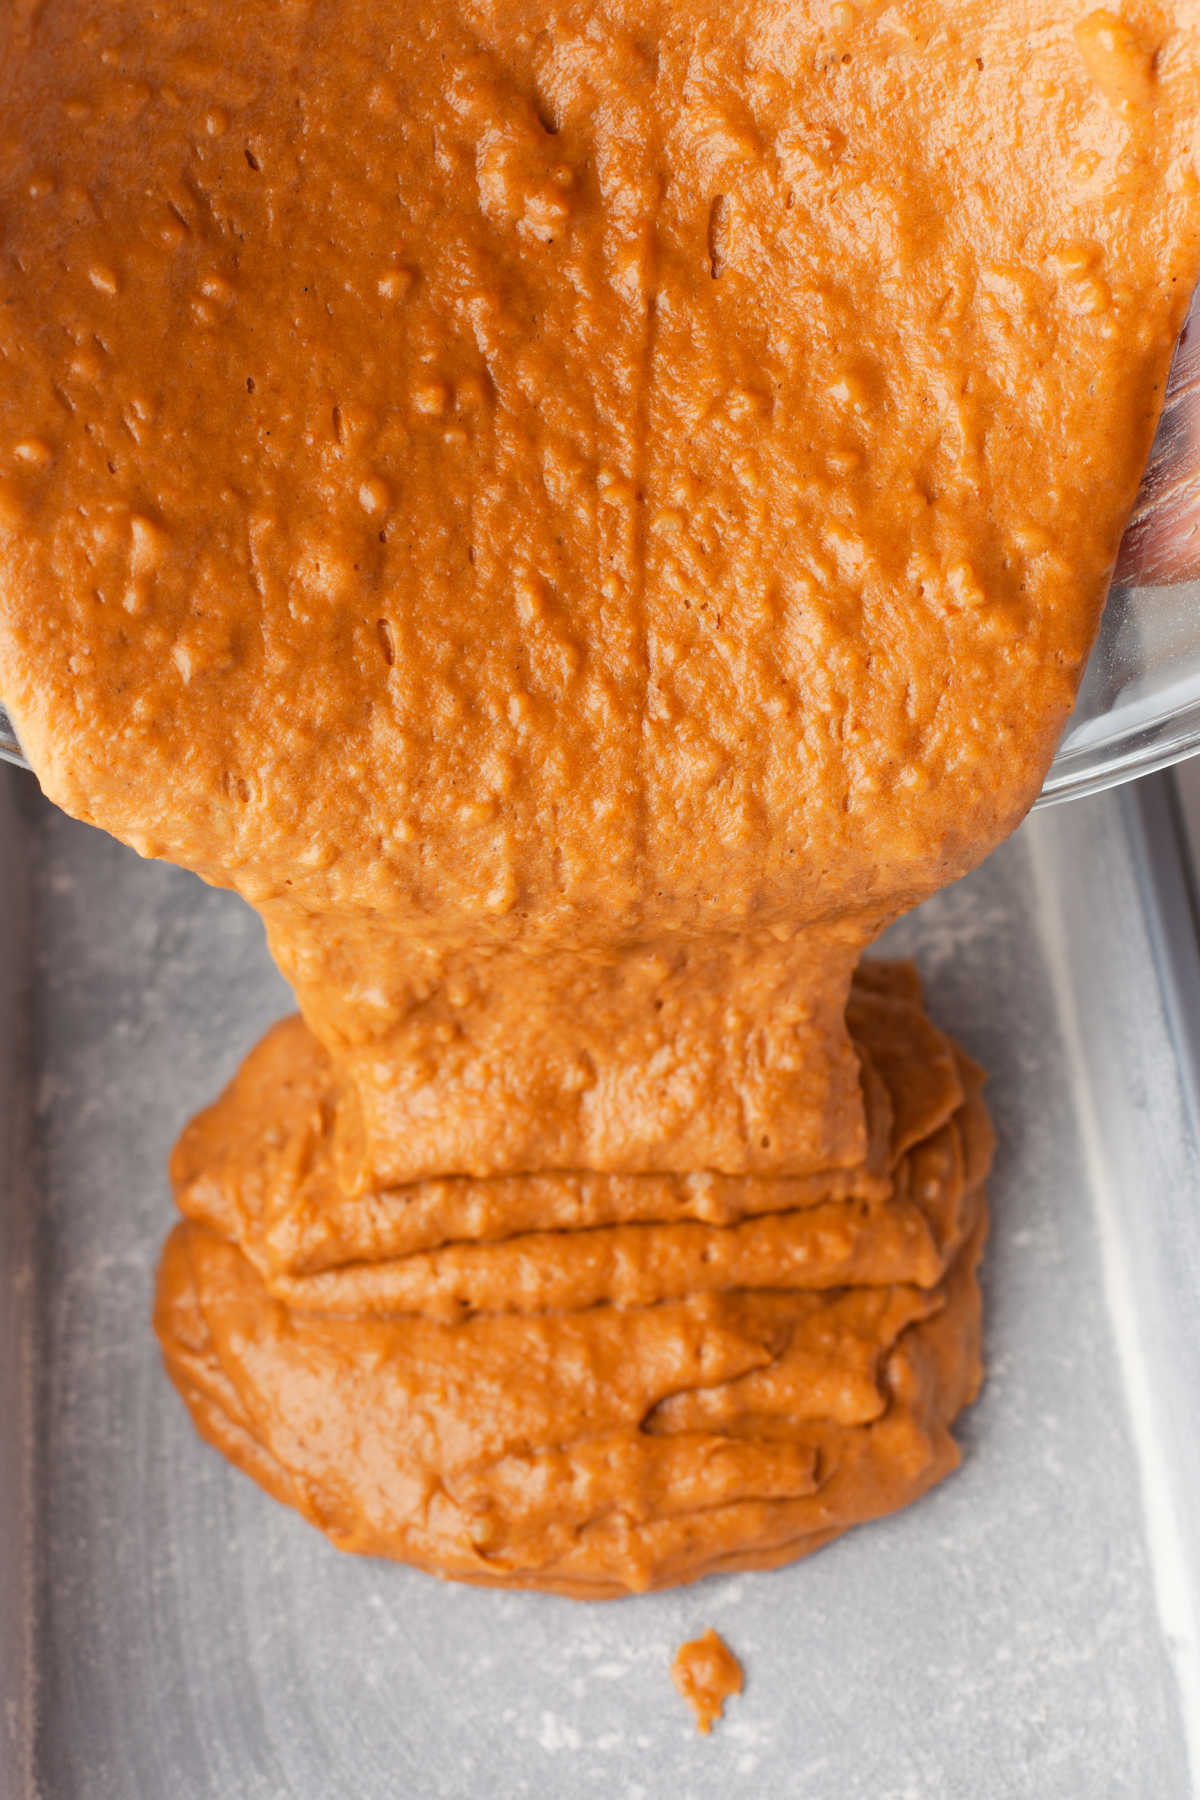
<box><xmin>153</xmin><ymin>964</ymin><xmax>991</xmax><ymax>1594</ymax></box>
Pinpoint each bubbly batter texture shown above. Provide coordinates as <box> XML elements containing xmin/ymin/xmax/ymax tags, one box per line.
<box><xmin>0</xmin><ymin>1</ymin><xmax>1197</xmax><ymax>1595</ymax></box>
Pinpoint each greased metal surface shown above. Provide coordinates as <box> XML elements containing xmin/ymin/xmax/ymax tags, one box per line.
<box><xmin>8</xmin><ymin>776</ymin><xmax>1200</xmax><ymax>1797</ymax></box>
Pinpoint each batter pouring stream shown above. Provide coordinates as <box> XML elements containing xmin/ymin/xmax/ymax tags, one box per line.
<box><xmin>0</xmin><ymin>0</ymin><xmax>1196</xmax><ymax>1593</ymax></box>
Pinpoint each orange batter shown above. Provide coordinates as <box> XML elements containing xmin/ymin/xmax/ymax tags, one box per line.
<box><xmin>0</xmin><ymin>1</ymin><xmax>1196</xmax><ymax>1595</ymax></box>
<box><xmin>672</xmin><ymin>1629</ymin><xmax>744</xmax><ymax>1733</ymax></box>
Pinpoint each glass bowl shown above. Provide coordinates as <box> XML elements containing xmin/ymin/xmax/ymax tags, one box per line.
<box><xmin>0</xmin><ymin>704</ymin><xmax>21</xmax><ymax>768</ymax></box>
<box><xmin>4</xmin><ymin>574</ymin><xmax>1200</xmax><ymax>801</ymax></box>
<box><xmin>6</xmin><ymin>572</ymin><xmax>1200</xmax><ymax>802</ymax></box>
<box><xmin>1038</xmin><ymin>575</ymin><xmax>1200</xmax><ymax>805</ymax></box>
<box><xmin>4</xmin><ymin>282</ymin><xmax>1199</xmax><ymax>806</ymax></box>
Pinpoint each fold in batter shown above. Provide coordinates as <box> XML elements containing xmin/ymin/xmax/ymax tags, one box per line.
<box><xmin>158</xmin><ymin>965</ymin><xmax>990</xmax><ymax>1595</ymax></box>
<box><xmin>0</xmin><ymin>1</ymin><xmax>1197</xmax><ymax>1594</ymax></box>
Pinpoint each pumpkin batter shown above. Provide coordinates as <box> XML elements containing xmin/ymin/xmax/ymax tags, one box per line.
<box><xmin>672</xmin><ymin>1629</ymin><xmax>744</xmax><ymax>1734</ymax></box>
<box><xmin>0</xmin><ymin>1</ymin><xmax>1197</xmax><ymax>1595</ymax></box>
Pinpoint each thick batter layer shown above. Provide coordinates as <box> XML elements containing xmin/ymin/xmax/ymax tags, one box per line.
<box><xmin>0</xmin><ymin>1</ymin><xmax>1197</xmax><ymax>1595</ymax></box>
<box><xmin>156</xmin><ymin>965</ymin><xmax>989</xmax><ymax>1595</ymax></box>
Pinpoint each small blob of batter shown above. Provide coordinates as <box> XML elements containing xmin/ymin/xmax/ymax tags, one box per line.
<box><xmin>672</xmin><ymin>1630</ymin><xmax>744</xmax><ymax>1735</ymax></box>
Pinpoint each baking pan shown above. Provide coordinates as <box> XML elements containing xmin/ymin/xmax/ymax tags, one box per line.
<box><xmin>2</xmin><ymin>766</ymin><xmax>1199</xmax><ymax>1798</ymax></box>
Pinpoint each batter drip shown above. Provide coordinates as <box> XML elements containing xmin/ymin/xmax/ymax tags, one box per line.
<box><xmin>672</xmin><ymin>1630</ymin><xmax>744</xmax><ymax>1734</ymax></box>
